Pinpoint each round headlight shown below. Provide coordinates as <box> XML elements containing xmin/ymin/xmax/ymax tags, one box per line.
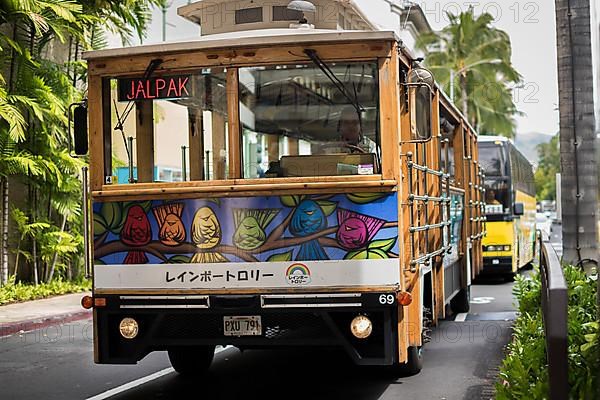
<box><xmin>350</xmin><ymin>315</ymin><xmax>373</xmax><ymax>339</ymax></box>
<box><xmin>119</xmin><ymin>317</ymin><xmax>139</xmax><ymax>339</ymax></box>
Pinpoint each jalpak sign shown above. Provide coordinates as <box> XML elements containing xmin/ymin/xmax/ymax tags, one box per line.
<box><xmin>118</xmin><ymin>75</ymin><xmax>192</xmax><ymax>101</ymax></box>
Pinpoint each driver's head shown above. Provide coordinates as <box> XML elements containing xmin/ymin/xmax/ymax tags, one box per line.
<box><xmin>338</xmin><ymin>106</ymin><xmax>361</xmax><ymax>145</ymax></box>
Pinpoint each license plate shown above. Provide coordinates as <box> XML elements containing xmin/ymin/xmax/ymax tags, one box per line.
<box><xmin>223</xmin><ymin>316</ymin><xmax>262</xmax><ymax>336</ymax></box>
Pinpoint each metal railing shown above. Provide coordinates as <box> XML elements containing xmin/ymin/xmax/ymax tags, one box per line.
<box><xmin>406</xmin><ymin>151</ymin><xmax>451</xmax><ymax>272</ymax></box>
<box><xmin>538</xmin><ymin>230</ymin><xmax>568</xmax><ymax>399</ymax></box>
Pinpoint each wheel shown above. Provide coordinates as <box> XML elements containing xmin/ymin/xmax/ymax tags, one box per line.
<box><xmin>522</xmin><ymin>262</ymin><xmax>534</xmax><ymax>271</ymax></box>
<box><xmin>503</xmin><ymin>271</ymin><xmax>516</xmax><ymax>282</ymax></box>
<box><xmin>450</xmin><ymin>285</ymin><xmax>470</xmax><ymax>313</ymax></box>
<box><xmin>168</xmin><ymin>345</ymin><xmax>215</xmax><ymax>376</ymax></box>
<box><xmin>400</xmin><ymin>346</ymin><xmax>424</xmax><ymax>376</ymax></box>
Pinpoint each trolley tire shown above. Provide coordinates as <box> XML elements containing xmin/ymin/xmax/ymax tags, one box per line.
<box><xmin>450</xmin><ymin>285</ymin><xmax>470</xmax><ymax>314</ymax></box>
<box><xmin>168</xmin><ymin>345</ymin><xmax>215</xmax><ymax>376</ymax></box>
<box><xmin>400</xmin><ymin>346</ymin><xmax>424</xmax><ymax>376</ymax></box>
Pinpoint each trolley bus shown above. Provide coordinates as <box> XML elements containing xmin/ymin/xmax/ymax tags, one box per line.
<box><xmin>478</xmin><ymin>135</ymin><xmax>536</xmax><ymax>278</ymax></box>
<box><xmin>75</xmin><ymin>4</ymin><xmax>484</xmax><ymax>375</ymax></box>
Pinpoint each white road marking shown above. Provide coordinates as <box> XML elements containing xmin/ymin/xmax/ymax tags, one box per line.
<box><xmin>470</xmin><ymin>297</ymin><xmax>495</xmax><ymax>304</ymax></box>
<box><xmin>86</xmin><ymin>346</ymin><xmax>232</xmax><ymax>400</ymax></box>
<box><xmin>454</xmin><ymin>313</ymin><xmax>468</xmax><ymax>322</ymax></box>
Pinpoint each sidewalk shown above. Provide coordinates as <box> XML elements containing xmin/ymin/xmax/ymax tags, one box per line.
<box><xmin>0</xmin><ymin>292</ymin><xmax>92</xmax><ymax>337</ymax></box>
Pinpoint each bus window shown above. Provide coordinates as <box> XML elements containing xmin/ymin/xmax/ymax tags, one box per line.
<box><xmin>238</xmin><ymin>62</ymin><xmax>380</xmax><ymax>178</ymax></box>
<box><xmin>479</xmin><ymin>143</ymin><xmax>507</xmax><ymax>177</ymax></box>
<box><xmin>108</xmin><ymin>68</ymin><xmax>228</xmax><ymax>184</ymax></box>
<box><xmin>480</xmin><ymin>142</ymin><xmax>510</xmax><ymax>215</ymax></box>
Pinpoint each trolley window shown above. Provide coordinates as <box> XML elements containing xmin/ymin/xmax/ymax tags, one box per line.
<box><xmin>238</xmin><ymin>62</ymin><xmax>380</xmax><ymax>178</ymax></box>
<box><xmin>106</xmin><ymin>68</ymin><xmax>229</xmax><ymax>184</ymax></box>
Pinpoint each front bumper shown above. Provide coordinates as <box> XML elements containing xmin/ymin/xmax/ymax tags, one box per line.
<box><xmin>94</xmin><ymin>292</ymin><xmax>398</xmax><ymax>366</ymax></box>
<box><xmin>482</xmin><ymin>256</ymin><xmax>513</xmax><ymax>273</ymax></box>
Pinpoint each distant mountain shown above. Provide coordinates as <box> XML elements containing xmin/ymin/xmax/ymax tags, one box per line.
<box><xmin>514</xmin><ymin>132</ymin><xmax>555</xmax><ymax>164</ymax></box>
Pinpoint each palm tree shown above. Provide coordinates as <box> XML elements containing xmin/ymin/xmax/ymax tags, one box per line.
<box><xmin>0</xmin><ymin>134</ymin><xmax>42</xmax><ymax>284</ymax></box>
<box><xmin>0</xmin><ymin>0</ymin><xmax>165</xmax><ymax>284</ymax></box>
<box><xmin>416</xmin><ymin>9</ymin><xmax>522</xmax><ymax>137</ymax></box>
<box><xmin>554</xmin><ymin>0</ymin><xmax>599</xmax><ymax>289</ymax></box>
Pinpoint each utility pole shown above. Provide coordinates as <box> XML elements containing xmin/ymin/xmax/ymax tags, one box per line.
<box><xmin>554</xmin><ymin>0</ymin><xmax>599</xmax><ymax>278</ymax></box>
<box><xmin>162</xmin><ymin>2</ymin><xmax>176</xmax><ymax>42</ymax></box>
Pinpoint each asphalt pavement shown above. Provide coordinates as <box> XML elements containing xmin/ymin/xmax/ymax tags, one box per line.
<box><xmin>0</xmin><ymin>277</ymin><xmax>518</xmax><ymax>400</ymax></box>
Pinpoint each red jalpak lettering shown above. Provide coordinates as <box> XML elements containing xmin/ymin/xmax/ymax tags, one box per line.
<box><xmin>124</xmin><ymin>76</ymin><xmax>190</xmax><ymax>100</ymax></box>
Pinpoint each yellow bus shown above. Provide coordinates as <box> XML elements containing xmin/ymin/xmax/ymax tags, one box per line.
<box><xmin>74</xmin><ymin>18</ymin><xmax>484</xmax><ymax>375</ymax></box>
<box><xmin>478</xmin><ymin>136</ymin><xmax>536</xmax><ymax>279</ymax></box>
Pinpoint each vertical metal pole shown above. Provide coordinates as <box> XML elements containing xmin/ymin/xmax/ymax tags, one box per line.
<box><xmin>205</xmin><ymin>150</ymin><xmax>210</xmax><ymax>180</ymax></box>
<box><xmin>449</xmin><ymin>70</ymin><xmax>455</xmax><ymax>102</ymax></box>
<box><xmin>82</xmin><ymin>166</ymin><xmax>91</xmax><ymax>278</ymax></box>
<box><xmin>181</xmin><ymin>146</ymin><xmax>188</xmax><ymax>182</ymax></box>
<box><xmin>162</xmin><ymin>6</ymin><xmax>167</xmax><ymax>42</ymax></box>
<box><xmin>422</xmin><ymin>144</ymin><xmax>429</xmax><ymax>265</ymax></box>
<box><xmin>444</xmin><ymin>138</ymin><xmax>451</xmax><ymax>251</ymax></box>
<box><xmin>128</xmin><ymin>136</ymin><xmax>135</xmax><ymax>183</ymax></box>
<box><xmin>407</xmin><ymin>152</ymin><xmax>416</xmax><ymax>272</ymax></box>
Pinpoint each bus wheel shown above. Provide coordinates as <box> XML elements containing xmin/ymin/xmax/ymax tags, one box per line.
<box><xmin>504</xmin><ymin>272</ymin><xmax>516</xmax><ymax>282</ymax></box>
<box><xmin>168</xmin><ymin>345</ymin><xmax>215</xmax><ymax>376</ymax></box>
<box><xmin>450</xmin><ymin>285</ymin><xmax>470</xmax><ymax>313</ymax></box>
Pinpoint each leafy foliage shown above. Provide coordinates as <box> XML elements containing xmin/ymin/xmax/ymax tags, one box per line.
<box><xmin>0</xmin><ymin>0</ymin><xmax>164</xmax><ymax>284</ymax></box>
<box><xmin>416</xmin><ymin>9</ymin><xmax>522</xmax><ymax>137</ymax></box>
<box><xmin>496</xmin><ymin>266</ymin><xmax>599</xmax><ymax>399</ymax></box>
<box><xmin>534</xmin><ymin>134</ymin><xmax>559</xmax><ymax>201</ymax></box>
<box><xmin>0</xmin><ymin>275</ymin><xmax>90</xmax><ymax>305</ymax></box>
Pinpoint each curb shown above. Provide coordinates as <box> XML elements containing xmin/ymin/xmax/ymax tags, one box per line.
<box><xmin>0</xmin><ymin>310</ymin><xmax>92</xmax><ymax>338</ymax></box>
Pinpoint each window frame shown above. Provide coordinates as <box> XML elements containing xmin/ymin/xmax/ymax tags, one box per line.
<box><xmin>236</xmin><ymin>60</ymin><xmax>382</xmax><ymax>180</ymax></box>
<box><xmin>89</xmin><ymin>44</ymin><xmax>398</xmax><ymax>194</ymax></box>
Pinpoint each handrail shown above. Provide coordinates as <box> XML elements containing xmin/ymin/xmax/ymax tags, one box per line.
<box><xmin>537</xmin><ymin>230</ymin><xmax>568</xmax><ymax>399</ymax></box>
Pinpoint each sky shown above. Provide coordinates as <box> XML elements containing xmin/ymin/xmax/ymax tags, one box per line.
<box><xmin>107</xmin><ymin>0</ymin><xmax>561</xmax><ymax>137</ymax></box>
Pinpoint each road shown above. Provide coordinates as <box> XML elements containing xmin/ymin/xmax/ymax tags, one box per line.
<box><xmin>0</xmin><ymin>277</ymin><xmax>518</xmax><ymax>400</ymax></box>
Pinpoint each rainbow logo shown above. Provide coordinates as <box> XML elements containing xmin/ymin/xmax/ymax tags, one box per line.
<box><xmin>285</xmin><ymin>263</ymin><xmax>311</xmax><ymax>286</ymax></box>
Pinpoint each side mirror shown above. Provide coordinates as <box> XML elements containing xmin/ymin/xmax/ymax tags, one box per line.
<box><xmin>513</xmin><ymin>202</ymin><xmax>524</xmax><ymax>216</ymax></box>
<box><xmin>70</xmin><ymin>103</ymin><xmax>88</xmax><ymax>156</ymax></box>
<box><xmin>405</xmin><ymin>67</ymin><xmax>435</xmax><ymax>142</ymax></box>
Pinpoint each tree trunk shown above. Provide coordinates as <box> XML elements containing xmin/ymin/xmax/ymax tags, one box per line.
<box><xmin>554</xmin><ymin>0</ymin><xmax>599</xmax><ymax>269</ymax></box>
<box><xmin>46</xmin><ymin>214</ymin><xmax>67</xmax><ymax>283</ymax></box>
<box><xmin>0</xmin><ymin>177</ymin><xmax>8</xmax><ymax>285</ymax></box>
<box><xmin>460</xmin><ymin>72</ymin><xmax>468</xmax><ymax>118</ymax></box>
<box><xmin>32</xmin><ymin>234</ymin><xmax>38</xmax><ymax>285</ymax></box>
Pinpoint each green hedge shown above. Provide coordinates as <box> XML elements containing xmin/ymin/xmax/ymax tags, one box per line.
<box><xmin>0</xmin><ymin>277</ymin><xmax>91</xmax><ymax>306</ymax></box>
<box><xmin>496</xmin><ymin>266</ymin><xmax>599</xmax><ymax>399</ymax></box>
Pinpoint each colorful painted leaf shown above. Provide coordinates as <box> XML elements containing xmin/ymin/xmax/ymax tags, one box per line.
<box><xmin>100</xmin><ymin>202</ymin><xmax>121</xmax><ymax>231</ymax></box>
<box><xmin>316</xmin><ymin>200</ymin><xmax>337</xmax><ymax>216</ymax></box>
<box><xmin>168</xmin><ymin>255</ymin><xmax>191</xmax><ymax>264</ymax></box>
<box><xmin>94</xmin><ymin>259</ymin><xmax>106</xmax><ymax>265</ymax></box>
<box><xmin>206</xmin><ymin>198</ymin><xmax>220</xmax><ymax>206</ymax></box>
<box><xmin>345</xmin><ymin>248</ymin><xmax>389</xmax><ymax>260</ymax></box>
<box><xmin>368</xmin><ymin>249</ymin><xmax>389</xmax><ymax>259</ymax></box>
<box><xmin>93</xmin><ymin>213</ymin><xmax>107</xmax><ymax>236</ymax></box>
<box><xmin>346</xmin><ymin>192</ymin><xmax>387</xmax><ymax>204</ymax></box>
<box><xmin>267</xmin><ymin>250</ymin><xmax>293</xmax><ymax>262</ymax></box>
<box><xmin>280</xmin><ymin>195</ymin><xmax>304</xmax><ymax>207</ymax></box>
<box><xmin>344</xmin><ymin>250</ymin><xmax>368</xmax><ymax>260</ymax></box>
<box><xmin>368</xmin><ymin>238</ymin><xmax>397</xmax><ymax>252</ymax></box>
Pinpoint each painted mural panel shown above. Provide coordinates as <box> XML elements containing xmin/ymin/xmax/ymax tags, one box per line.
<box><xmin>93</xmin><ymin>192</ymin><xmax>399</xmax><ymax>266</ymax></box>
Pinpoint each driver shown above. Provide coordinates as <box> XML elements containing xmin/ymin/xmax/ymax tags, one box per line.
<box><xmin>319</xmin><ymin>107</ymin><xmax>370</xmax><ymax>154</ymax></box>
<box><xmin>338</xmin><ymin>106</ymin><xmax>362</xmax><ymax>147</ymax></box>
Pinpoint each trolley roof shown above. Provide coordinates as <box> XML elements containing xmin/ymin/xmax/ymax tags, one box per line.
<box><xmin>477</xmin><ymin>135</ymin><xmax>512</xmax><ymax>143</ymax></box>
<box><xmin>82</xmin><ymin>29</ymin><xmax>399</xmax><ymax>61</ymax></box>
